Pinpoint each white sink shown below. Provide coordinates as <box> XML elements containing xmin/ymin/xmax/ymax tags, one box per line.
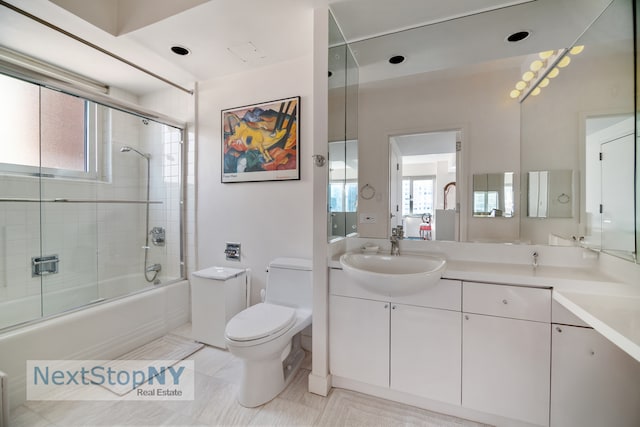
<box><xmin>339</xmin><ymin>252</ymin><xmax>447</xmax><ymax>297</ymax></box>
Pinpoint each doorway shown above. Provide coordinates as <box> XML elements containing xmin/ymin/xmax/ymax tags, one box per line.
<box><xmin>389</xmin><ymin>130</ymin><xmax>460</xmax><ymax>240</ymax></box>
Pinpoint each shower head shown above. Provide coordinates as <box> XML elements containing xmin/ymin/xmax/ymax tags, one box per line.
<box><xmin>120</xmin><ymin>146</ymin><xmax>150</xmax><ymax>159</ymax></box>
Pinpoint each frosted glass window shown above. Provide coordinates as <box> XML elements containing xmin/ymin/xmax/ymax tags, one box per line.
<box><xmin>0</xmin><ymin>74</ymin><xmax>40</xmax><ymax>167</ymax></box>
<box><xmin>0</xmin><ymin>73</ymin><xmax>87</xmax><ymax>174</ymax></box>
<box><xmin>41</xmin><ymin>88</ymin><xmax>86</xmax><ymax>171</ymax></box>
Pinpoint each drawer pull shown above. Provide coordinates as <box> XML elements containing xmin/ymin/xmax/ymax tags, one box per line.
<box><xmin>502</xmin><ymin>299</ymin><xmax>508</xmax><ymax>305</ymax></box>
<box><xmin>464</xmin><ymin>315</ymin><xmax>470</xmax><ymax>320</ymax></box>
<box><xmin>556</xmin><ymin>326</ymin><xmax>563</xmax><ymax>333</ymax></box>
<box><xmin>384</xmin><ymin>304</ymin><xmax>389</xmax><ymax>309</ymax></box>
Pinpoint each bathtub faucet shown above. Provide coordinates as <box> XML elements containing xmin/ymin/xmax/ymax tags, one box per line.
<box><xmin>146</xmin><ymin>263</ymin><xmax>162</xmax><ymax>273</ymax></box>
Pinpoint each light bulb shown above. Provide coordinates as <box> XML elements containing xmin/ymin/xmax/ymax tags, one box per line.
<box><xmin>530</xmin><ymin>60</ymin><xmax>544</xmax><ymax>72</ymax></box>
<box><xmin>557</xmin><ymin>56</ymin><xmax>571</xmax><ymax>68</ymax></box>
<box><xmin>531</xmin><ymin>87</ymin><xmax>541</xmax><ymax>96</ymax></box>
<box><xmin>547</xmin><ymin>67</ymin><xmax>560</xmax><ymax>78</ymax></box>
<box><xmin>539</xmin><ymin>78</ymin><xmax>550</xmax><ymax>88</ymax></box>
<box><xmin>539</xmin><ymin>50</ymin><xmax>555</xmax><ymax>59</ymax></box>
<box><xmin>569</xmin><ymin>45</ymin><xmax>584</xmax><ymax>55</ymax></box>
<box><xmin>510</xmin><ymin>89</ymin><xmax>521</xmax><ymax>99</ymax></box>
<box><xmin>522</xmin><ymin>71</ymin><xmax>535</xmax><ymax>82</ymax></box>
<box><xmin>515</xmin><ymin>81</ymin><xmax>527</xmax><ymax>90</ymax></box>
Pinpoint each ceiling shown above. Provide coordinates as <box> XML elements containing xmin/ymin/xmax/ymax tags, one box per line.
<box><xmin>0</xmin><ymin>0</ymin><xmax>615</xmax><ymax>95</ymax></box>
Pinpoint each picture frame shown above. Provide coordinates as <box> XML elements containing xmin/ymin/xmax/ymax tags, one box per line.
<box><xmin>221</xmin><ymin>96</ymin><xmax>300</xmax><ymax>183</ymax></box>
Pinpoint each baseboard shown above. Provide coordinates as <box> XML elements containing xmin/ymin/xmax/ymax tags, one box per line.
<box><xmin>308</xmin><ymin>372</ymin><xmax>332</xmax><ymax>396</ymax></box>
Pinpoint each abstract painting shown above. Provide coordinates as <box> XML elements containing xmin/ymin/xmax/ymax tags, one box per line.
<box><xmin>222</xmin><ymin>96</ymin><xmax>300</xmax><ymax>183</ymax></box>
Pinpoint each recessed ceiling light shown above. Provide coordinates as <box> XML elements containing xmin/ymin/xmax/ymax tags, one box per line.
<box><xmin>389</xmin><ymin>55</ymin><xmax>405</xmax><ymax>65</ymax></box>
<box><xmin>171</xmin><ymin>45</ymin><xmax>191</xmax><ymax>56</ymax></box>
<box><xmin>506</xmin><ymin>31</ymin><xmax>531</xmax><ymax>43</ymax></box>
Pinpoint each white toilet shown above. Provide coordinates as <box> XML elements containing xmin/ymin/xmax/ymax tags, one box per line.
<box><xmin>224</xmin><ymin>257</ymin><xmax>312</xmax><ymax>407</ymax></box>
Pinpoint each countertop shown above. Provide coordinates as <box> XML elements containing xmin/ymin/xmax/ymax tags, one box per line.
<box><xmin>330</xmin><ymin>253</ymin><xmax>640</xmax><ymax>362</ymax></box>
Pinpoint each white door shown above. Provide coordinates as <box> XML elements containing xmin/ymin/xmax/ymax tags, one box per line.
<box><xmin>389</xmin><ymin>143</ymin><xmax>402</xmax><ymax>230</ymax></box>
<box><xmin>550</xmin><ymin>325</ymin><xmax>640</xmax><ymax>427</ymax></box>
<box><xmin>391</xmin><ymin>304</ymin><xmax>461</xmax><ymax>404</ymax></box>
<box><xmin>329</xmin><ymin>295</ymin><xmax>390</xmax><ymax>387</ymax></box>
<box><xmin>601</xmin><ymin>133</ymin><xmax>635</xmax><ymax>254</ymax></box>
<box><xmin>462</xmin><ymin>314</ymin><xmax>550</xmax><ymax>426</ymax></box>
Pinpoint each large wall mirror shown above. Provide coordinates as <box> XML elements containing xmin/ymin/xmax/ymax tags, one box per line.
<box><xmin>328</xmin><ymin>0</ymin><xmax>637</xmax><ymax>262</ymax></box>
<box><xmin>520</xmin><ymin>0</ymin><xmax>636</xmax><ymax>261</ymax></box>
<box><xmin>328</xmin><ymin>12</ymin><xmax>358</xmax><ymax>241</ymax></box>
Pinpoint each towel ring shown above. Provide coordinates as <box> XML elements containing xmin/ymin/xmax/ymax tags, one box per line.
<box><xmin>557</xmin><ymin>193</ymin><xmax>570</xmax><ymax>204</ymax></box>
<box><xmin>360</xmin><ymin>184</ymin><xmax>376</xmax><ymax>200</ymax></box>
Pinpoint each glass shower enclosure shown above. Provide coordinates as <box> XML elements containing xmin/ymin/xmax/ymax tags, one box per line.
<box><xmin>0</xmin><ymin>72</ymin><xmax>185</xmax><ymax>330</ymax></box>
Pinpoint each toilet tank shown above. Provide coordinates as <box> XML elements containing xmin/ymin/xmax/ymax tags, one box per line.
<box><xmin>265</xmin><ymin>258</ymin><xmax>312</xmax><ymax>311</ymax></box>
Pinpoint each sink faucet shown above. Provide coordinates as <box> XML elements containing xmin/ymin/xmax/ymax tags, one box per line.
<box><xmin>390</xmin><ymin>227</ymin><xmax>401</xmax><ymax>256</ymax></box>
<box><xmin>532</xmin><ymin>251</ymin><xmax>539</xmax><ymax>269</ymax></box>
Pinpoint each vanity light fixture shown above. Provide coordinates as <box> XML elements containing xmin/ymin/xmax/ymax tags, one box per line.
<box><xmin>509</xmin><ymin>45</ymin><xmax>584</xmax><ymax>102</ymax></box>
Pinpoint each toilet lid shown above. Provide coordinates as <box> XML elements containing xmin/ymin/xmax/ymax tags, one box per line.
<box><xmin>226</xmin><ymin>303</ymin><xmax>296</xmax><ymax>342</ymax></box>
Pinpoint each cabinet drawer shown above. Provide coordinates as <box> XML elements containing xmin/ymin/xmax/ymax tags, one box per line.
<box><xmin>463</xmin><ymin>282</ymin><xmax>550</xmax><ymax>322</ymax></box>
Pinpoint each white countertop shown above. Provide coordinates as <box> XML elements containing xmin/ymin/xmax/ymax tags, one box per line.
<box><xmin>330</xmin><ymin>253</ymin><xmax>640</xmax><ymax>362</ymax></box>
<box><xmin>553</xmin><ymin>290</ymin><xmax>640</xmax><ymax>362</ymax></box>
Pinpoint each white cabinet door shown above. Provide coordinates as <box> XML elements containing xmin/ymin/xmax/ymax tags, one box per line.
<box><xmin>551</xmin><ymin>325</ymin><xmax>640</xmax><ymax>427</ymax></box>
<box><xmin>463</xmin><ymin>314</ymin><xmax>550</xmax><ymax>426</ymax></box>
<box><xmin>391</xmin><ymin>304</ymin><xmax>461</xmax><ymax>405</ymax></box>
<box><xmin>329</xmin><ymin>295</ymin><xmax>390</xmax><ymax>387</ymax></box>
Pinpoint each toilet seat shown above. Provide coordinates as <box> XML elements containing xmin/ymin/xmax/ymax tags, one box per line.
<box><xmin>226</xmin><ymin>303</ymin><xmax>296</xmax><ymax>342</ymax></box>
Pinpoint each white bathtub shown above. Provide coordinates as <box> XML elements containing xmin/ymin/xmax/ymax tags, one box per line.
<box><xmin>0</xmin><ymin>279</ymin><xmax>190</xmax><ymax>410</ymax></box>
<box><xmin>0</xmin><ymin>274</ymin><xmax>182</xmax><ymax>330</ymax></box>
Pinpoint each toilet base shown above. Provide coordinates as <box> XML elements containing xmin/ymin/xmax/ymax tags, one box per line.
<box><xmin>237</xmin><ymin>333</ymin><xmax>305</xmax><ymax>407</ymax></box>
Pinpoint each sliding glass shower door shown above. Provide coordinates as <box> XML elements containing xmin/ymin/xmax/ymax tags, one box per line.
<box><xmin>0</xmin><ymin>71</ymin><xmax>185</xmax><ymax>330</ymax></box>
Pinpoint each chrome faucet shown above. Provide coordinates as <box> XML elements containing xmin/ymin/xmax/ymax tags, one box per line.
<box><xmin>532</xmin><ymin>251</ymin><xmax>539</xmax><ymax>269</ymax></box>
<box><xmin>390</xmin><ymin>227</ymin><xmax>402</xmax><ymax>256</ymax></box>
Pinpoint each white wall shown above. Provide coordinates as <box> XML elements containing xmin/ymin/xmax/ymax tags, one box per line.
<box><xmin>357</xmin><ymin>66</ymin><xmax>521</xmax><ymax>241</ymax></box>
<box><xmin>196</xmin><ymin>55</ymin><xmax>314</xmax><ymax>305</ymax></box>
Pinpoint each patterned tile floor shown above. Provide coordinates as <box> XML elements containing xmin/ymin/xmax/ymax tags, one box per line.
<box><xmin>10</xmin><ymin>324</ymin><xmax>489</xmax><ymax>426</ymax></box>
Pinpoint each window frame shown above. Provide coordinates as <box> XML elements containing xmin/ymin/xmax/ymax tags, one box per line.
<box><xmin>402</xmin><ymin>175</ymin><xmax>436</xmax><ymax>217</ymax></box>
<box><xmin>0</xmin><ymin>75</ymin><xmax>105</xmax><ymax>181</ymax></box>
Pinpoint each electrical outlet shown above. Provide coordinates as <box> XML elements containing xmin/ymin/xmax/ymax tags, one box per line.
<box><xmin>359</xmin><ymin>213</ymin><xmax>377</xmax><ymax>224</ymax></box>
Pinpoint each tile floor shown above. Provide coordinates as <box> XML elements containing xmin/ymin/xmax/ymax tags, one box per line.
<box><xmin>10</xmin><ymin>324</ymin><xmax>489</xmax><ymax>426</ymax></box>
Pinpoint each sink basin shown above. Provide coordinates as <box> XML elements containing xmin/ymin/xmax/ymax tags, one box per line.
<box><xmin>339</xmin><ymin>252</ymin><xmax>447</xmax><ymax>297</ymax></box>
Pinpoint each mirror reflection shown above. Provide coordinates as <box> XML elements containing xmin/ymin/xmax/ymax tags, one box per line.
<box><xmin>473</xmin><ymin>173</ymin><xmax>515</xmax><ymax>218</ymax></box>
<box><xmin>519</xmin><ymin>0</ymin><xmax>635</xmax><ymax>259</ymax></box>
<box><xmin>328</xmin><ymin>12</ymin><xmax>359</xmax><ymax>241</ymax></box>
<box><xmin>329</xmin><ymin>0</ymin><xmax>636</xmax><ymax>261</ymax></box>
<box><xmin>329</xmin><ymin>140</ymin><xmax>358</xmax><ymax>237</ymax></box>
<box><xmin>389</xmin><ymin>131</ymin><xmax>458</xmax><ymax>241</ymax></box>
<box><xmin>527</xmin><ymin>170</ymin><xmax>574</xmax><ymax>219</ymax></box>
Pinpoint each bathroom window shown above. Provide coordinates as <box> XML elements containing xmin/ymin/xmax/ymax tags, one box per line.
<box><xmin>329</xmin><ymin>181</ymin><xmax>358</xmax><ymax>212</ymax></box>
<box><xmin>0</xmin><ymin>73</ymin><xmax>98</xmax><ymax>178</ymax></box>
<box><xmin>402</xmin><ymin>176</ymin><xmax>435</xmax><ymax>216</ymax></box>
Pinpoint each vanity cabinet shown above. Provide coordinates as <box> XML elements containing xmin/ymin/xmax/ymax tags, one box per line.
<box><xmin>390</xmin><ymin>303</ymin><xmax>461</xmax><ymax>404</ymax></box>
<box><xmin>329</xmin><ymin>271</ymin><xmax>462</xmax><ymax>403</ymax></box>
<box><xmin>329</xmin><ymin>294</ymin><xmax>390</xmax><ymax>387</ymax></box>
<box><xmin>550</xmin><ymin>323</ymin><xmax>640</xmax><ymax>427</ymax></box>
<box><xmin>462</xmin><ymin>282</ymin><xmax>551</xmax><ymax>426</ymax></box>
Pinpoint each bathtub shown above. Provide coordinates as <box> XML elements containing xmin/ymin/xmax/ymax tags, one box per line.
<box><xmin>0</xmin><ymin>278</ymin><xmax>190</xmax><ymax>410</ymax></box>
<box><xmin>0</xmin><ymin>274</ymin><xmax>182</xmax><ymax>330</ymax></box>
